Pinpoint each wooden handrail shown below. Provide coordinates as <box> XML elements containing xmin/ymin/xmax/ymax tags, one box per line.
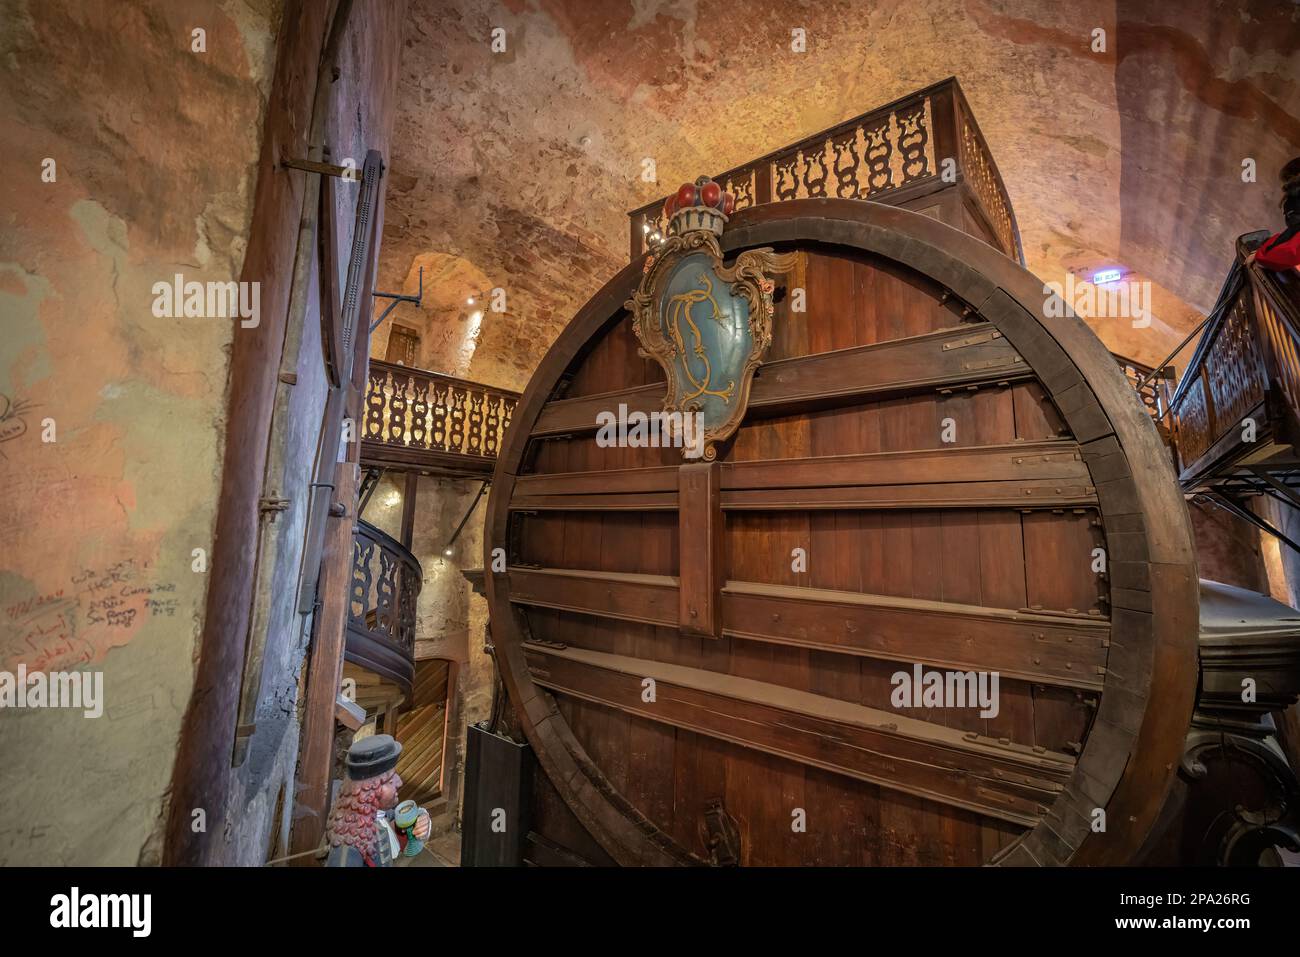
<box><xmin>626</xmin><ymin>77</ymin><xmax>1023</xmax><ymax>264</ymax></box>
<box><xmin>1243</xmin><ymin>239</ymin><xmax>1300</xmax><ymax>438</ymax></box>
<box><xmin>345</xmin><ymin>518</ymin><xmax>422</xmax><ymax>693</ymax></box>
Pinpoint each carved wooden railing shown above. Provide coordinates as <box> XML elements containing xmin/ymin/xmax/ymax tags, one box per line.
<box><xmin>346</xmin><ymin>519</ymin><xmax>421</xmax><ymax>694</ymax></box>
<box><xmin>1168</xmin><ymin>233</ymin><xmax>1300</xmax><ymax>485</ymax></box>
<box><xmin>627</xmin><ymin>77</ymin><xmax>1022</xmax><ymax>264</ymax></box>
<box><xmin>361</xmin><ymin>359</ymin><xmax>520</xmax><ymax>475</ymax></box>
<box><xmin>1113</xmin><ymin>353</ymin><xmax>1174</xmax><ymax>422</ymax></box>
<box><xmin>1251</xmin><ymin>247</ymin><xmax>1300</xmax><ymax>434</ymax></box>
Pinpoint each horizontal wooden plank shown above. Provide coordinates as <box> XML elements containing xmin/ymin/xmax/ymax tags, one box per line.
<box><xmin>515</xmin><ymin>484</ymin><xmax>1095</xmax><ymax>512</ymax></box>
<box><xmin>507</xmin><ymin>567</ymin><xmax>678</xmax><ymax>628</ymax></box>
<box><xmin>532</xmin><ymin>323</ymin><xmax>1029</xmax><ymax>436</ymax></box>
<box><xmin>723</xmin><ymin>581</ymin><xmax>1108</xmax><ymax>691</ymax></box>
<box><xmin>723</xmin><ymin>441</ymin><xmax>1089</xmax><ymax>490</ymax></box>
<box><xmin>504</xmin><ymin>568</ymin><xmax>1108</xmax><ymax>689</ymax></box>
<box><xmin>510</xmin><ymin>492</ymin><xmax>679</xmax><ymax>512</ymax></box>
<box><xmin>513</xmin><ymin>466</ymin><xmax>677</xmax><ymax>498</ymax></box>
<box><xmin>524</xmin><ymin>642</ymin><xmax>1072</xmax><ymax>827</ymax></box>
<box><xmin>533</xmin><ymin>383</ymin><xmax>663</xmax><ymax>438</ymax></box>
<box><xmin>511</xmin><ymin>441</ymin><xmax>1095</xmax><ymax>510</ymax></box>
<box><xmin>754</xmin><ymin>323</ymin><xmax>1028</xmax><ymax>408</ymax></box>
<box><xmin>722</xmin><ymin>481</ymin><xmax>1095</xmax><ymax>510</ymax></box>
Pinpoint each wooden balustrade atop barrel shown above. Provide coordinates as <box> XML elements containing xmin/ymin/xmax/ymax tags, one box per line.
<box><xmin>627</xmin><ymin>78</ymin><xmax>1023</xmax><ymax>266</ymax></box>
<box><xmin>483</xmin><ymin>198</ymin><xmax>1198</xmax><ymax>867</ymax></box>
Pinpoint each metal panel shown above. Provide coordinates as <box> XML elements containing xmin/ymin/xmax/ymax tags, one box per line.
<box><xmin>461</xmin><ymin>724</ymin><xmax>535</xmax><ymax>867</ymax></box>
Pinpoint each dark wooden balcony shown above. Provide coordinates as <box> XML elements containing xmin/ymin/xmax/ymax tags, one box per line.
<box><xmin>1168</xmin><ymin>232</ymin><xmax>1300</xmax><ymax>494</ymax></box>
<box><xmin>361</xmin><ymin>359</ymin><xmax>520</xmax><ymax>477</ymax></box>
<box><xmin>345</xmin><ymin>519</ymin><xmax>422</xmax><ymax>696</ymax></box>
<box><xmin>627</xmin><ymin>77</ymin><xmax>1022</xmax><ymax>264</ymax></box>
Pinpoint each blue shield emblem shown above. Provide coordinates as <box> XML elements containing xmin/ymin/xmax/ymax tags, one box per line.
<box><xmin>657</xmin><ymin>252</ymin><xmax>751</xmax><ymax>434</ymax></box>
<box><xmin>628</xmin><ymin>232</ymin><xmax>794</xmax><ymax>460</ymax></box>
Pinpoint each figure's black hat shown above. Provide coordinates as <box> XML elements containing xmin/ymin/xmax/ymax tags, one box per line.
<box><xmin>345</xmin><ymin>733</ymin><xmax>402</xmax><ymax>780</ymax></box>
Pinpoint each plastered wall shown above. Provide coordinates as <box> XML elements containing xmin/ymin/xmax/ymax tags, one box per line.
<box><xmin>0</xmin><ymin>0</ymin><xmax>281</xmax><ymax>865</ymax></box>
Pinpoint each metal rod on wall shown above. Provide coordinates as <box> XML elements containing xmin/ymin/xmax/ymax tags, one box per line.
<box><xmin>443</xmin><ymin>479</ymin><xmax>490</xmax><ymax>556</ymax></box>
<box><xmin>371</xmin><ymin>266</ymin><xmax>423</xmax><ymax>334</ymax></box>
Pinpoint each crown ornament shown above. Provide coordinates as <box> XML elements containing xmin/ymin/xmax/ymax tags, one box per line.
<box><xmin>662</xmin><ymin>175</ymin><xmax>735</xmax><ymax>238</ymax></box>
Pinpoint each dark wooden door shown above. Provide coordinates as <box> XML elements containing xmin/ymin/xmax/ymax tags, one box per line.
<box><xmin>385</xmin><ymin>323</ymin><xmax>420</xmax><ymax>366</ymax></box>
<box><xmin>486</xmin><ymin>200</ymin><xmax>1198</xmax><ymax>866</ymax></box>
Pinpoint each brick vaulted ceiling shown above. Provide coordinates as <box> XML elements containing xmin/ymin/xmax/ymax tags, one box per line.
<box><xmin>377</xmin><ymin>0</ymin><xmax>1300</xmax><ymax>392</ymax></box>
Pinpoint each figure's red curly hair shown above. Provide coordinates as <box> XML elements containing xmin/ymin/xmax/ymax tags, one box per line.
<box><xmin>324</xmin><ymin>769</ymin><xmax>401</xmax><ymax>866</ymax></box>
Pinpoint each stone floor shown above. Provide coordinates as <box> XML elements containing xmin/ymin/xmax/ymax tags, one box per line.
<box><xmin>400</xmin><ymin>828</ymin><xmax>461</xmax><ymax>867</ymax></box>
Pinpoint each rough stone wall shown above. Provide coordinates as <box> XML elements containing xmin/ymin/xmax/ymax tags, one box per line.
<box><xmin>379</xmin><ymin>0</ymin><xmax>1300</xmax><ymax>393</ymax></box>
<box><xmin>0</xmin><ymin>0</ymin><xmax>281</xmax><ymax>866</ymax></box>
<box><xmin>1189</xmin><ymin>499</ymin><xmax>1269</xmax><ymax>593</ymax></box>
<box><xmin>364</xmin><ymin>472</ymin><xmax>407</xmax><ymax>541</ymax></box>
<box><xmin>409</xmin><ymin>474</ymin><xmax>492</xmax><ymax>713</ymax></box>
<box><xmin>1254</xmin><ymin>496</ymin><xmax>1300</xmax><ymax>609</ymax></box>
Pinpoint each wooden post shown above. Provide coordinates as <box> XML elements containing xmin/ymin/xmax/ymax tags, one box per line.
<box><xmin>288</xmin><ymin>402</ymin><xmax>360</xmax><ymax>862</ymax></box>
<box><xmin>677</xmin><ymin>461</ymin><xmax>723</xmax><ymax>639</ymax></box>
<box><xmin>400</xmin><ymin>470</ymin><xmax>418</xmax><ymax>549</ymax></box>
<box><xmin>754</xmin><ymin>158</ymin><xmax>772</xmax><ymax>206</ymax></box>
<box><xmin>439</xmin><ymin>658</ymin><xmax>461</xmax><ymax>796</ymax></box>
<box><xmin>161</xmin><ymin>0</ymin><xmax>331</xmax><ymax>866</ymax></box>
<box><xmin>629</xmin><ymin>209</ymin><xmax>642</xmax><ymax>261</ymax></box>
<box><xmin>288</xmin><ymin>183</ymin><xmax>380</xmax><ymax>860</ymax></box>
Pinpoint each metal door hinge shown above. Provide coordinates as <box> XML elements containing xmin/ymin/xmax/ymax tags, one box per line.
<box><xmin>259</xmin><ymin>496</ymin><xmax>290</xmax><ymax>521</ymax></box>
<box><xmin>281</xmin><ymin>155</ymin><xmax>371</xmax><ymax>182</ymax></box>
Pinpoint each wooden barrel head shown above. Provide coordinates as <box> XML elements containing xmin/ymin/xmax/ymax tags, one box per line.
<box><xmin>486</xmin><ymin>199</ymin><xmax>1199</xmax><ymax>866</ymax></box>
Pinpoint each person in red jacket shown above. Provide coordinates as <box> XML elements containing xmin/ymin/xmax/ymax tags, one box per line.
<box><xmin>1249</xmin><ymin>160</ymin><xmax>1300</xmax><ymax>271</ymax></box>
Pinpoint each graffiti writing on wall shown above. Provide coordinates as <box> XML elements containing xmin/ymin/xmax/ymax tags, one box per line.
<box><xmin>0</xmin><ymin>392</ymin><xmax>34</xmax><ymax>450</ymax></box>
<box><xmin>3</xmin><ymin>559</ymin><xmax>180</xmax><ymax>672</ymax></box>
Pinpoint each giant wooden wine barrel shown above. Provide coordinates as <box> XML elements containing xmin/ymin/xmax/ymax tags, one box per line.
<box><xmin>484</xmin><ymin>199</ymin><xmax>1198</xmax><ymax>866</ymax></box>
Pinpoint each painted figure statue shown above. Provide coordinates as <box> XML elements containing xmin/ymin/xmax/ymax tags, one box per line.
<box><xmin>324</xmin><ymin>734</ymin><xmax>431</xmax><ymax>866</ymax></box>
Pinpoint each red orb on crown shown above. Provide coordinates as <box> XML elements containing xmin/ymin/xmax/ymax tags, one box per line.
<box><xmin>664</xmin><ymin>175</ymin><xmax>733</xmax><ymax>239</ymax></box>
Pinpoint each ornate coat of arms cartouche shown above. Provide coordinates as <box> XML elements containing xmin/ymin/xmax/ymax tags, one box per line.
<box><xmin>626</xmin><ymin>176</ymin><xmax>795</xmax><ymax>461</ymax></box>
